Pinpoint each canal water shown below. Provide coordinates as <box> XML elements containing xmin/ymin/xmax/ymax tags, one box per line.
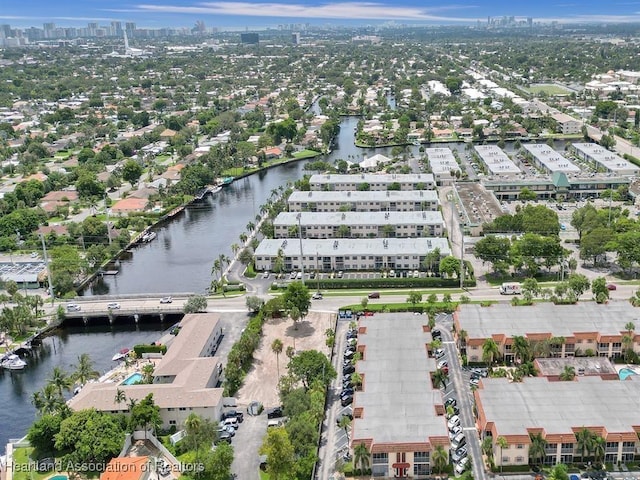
<box><xmin>0</xmin><ymin>323</ymin><xmax>167</xmax><ymax>451</ymax></box>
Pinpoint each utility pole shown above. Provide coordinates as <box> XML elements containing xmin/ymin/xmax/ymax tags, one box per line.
<box><xmin>40</xmin><ymin>234</ymin><xmax>55</xmax><ymax>304</ymax></box>
<box><xmin>460</xmin><ymin>224</ymin><xmax>465</xmax><ymax>290</ymax></box>
<box><xmin>105</xmin><ymin>195</ymin><xmax>113</xmax><ymax>245</ymax></box>
<box><xmin>316</xmin><ymin>251</ymin><xmax>320</xmax><ymax>293</ymax></box>
<box><xmin>297</xmin><ymin>213</ymin><xmax>305</xmax><ymax>285</ymax></box>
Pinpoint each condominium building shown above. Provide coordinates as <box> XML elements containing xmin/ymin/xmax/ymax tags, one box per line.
<box><xmin>253</xmin><ymin>237</ymin><xmax>451</xmax><ymax>272</ymax></box>
<box><xmin>273</xmin><ymin>211</ymin><xmax>445</xmax><ymax>239</ymax></box>
<box><xmin>69</xmin><ymin>313</ymin><xmax>224</xmax><ymax>428</ymax></box>
<box><xmin>572</xmin><ymin>143</ymin><xmax>640</xmax><ymax>176</ymax></box>
<box><xmin>351</xmin><ymin>314</ymin><xmax>450</xmax><ymax>477</ymax></box>
<box><xmin>424</xmin><ymin>147</ymin><xmax>460</xmax><ymax>185</ymax></box>
<box><xmin>287</xmin><ymin>190</ymin><xmax>439</xmax><ymax>213</ymax></box>
<box><xmin>454</xmin><ymin>303</ymin><xmax>640</xmax><ymax>363</ymax></box>
<box><xmin>474</xmin><ymin>145</ymin><xmax>521</xmax><ymax>175</ymax></box>
<box><xmin>475</xmin><ymin>376</ymin><xmax>640</xmax><ymax>466</ymax></box>
<box><xmin>551</xmin><ymin>112</ymin><xmax>582</xmax><ymax>135</ymax></box>
<box><xmin>521</xmin><ymin>143</ymin><xmax>580</xmax><ymax>174</ymax></box>
<box><xmin>309</xmin><ymin>173</ymin><xmax>436</xmax><ymax>191</ymax></box>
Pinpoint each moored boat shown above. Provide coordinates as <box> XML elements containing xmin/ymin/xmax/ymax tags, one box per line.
<box><xmin>111</xmin><ymin>348</ymin><xmax>130</xmax><ymax>361</ymax></box>
<box><xmin>1</xmin><ymin>354</ymin><xmax>27</xmax><ymax>371</ymax></box>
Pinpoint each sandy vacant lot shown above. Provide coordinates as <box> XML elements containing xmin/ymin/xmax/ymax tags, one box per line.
<box><xmin>237</xmin><ymin>311</ymin><xmax>334</xmax><ymax>408</ymax></box>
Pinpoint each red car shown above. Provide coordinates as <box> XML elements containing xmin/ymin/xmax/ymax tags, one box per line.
<box><xmin>606</xmin><ymin>283</ymin><xmax>617</xmax><ymax>291</ymax></box>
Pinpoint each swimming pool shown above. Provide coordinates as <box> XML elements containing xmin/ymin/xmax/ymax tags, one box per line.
<box><xmin>49</xmin><ymin>475</ymin><xmax>68</xmax><ymax>480</ymax></box>
<box><xmin>121</xmin><ymin>372</ymin><xmax>143</xmax><ymax>385</ymax></box>
<box><xmin>570</xmin><ymin>475</ymin><xmax>580</xmax><ymax>480</ymax></box>
<box><xmin>619</xmin><ymin>367</ymin><xmax>637</xmax><ymax>381</ymax></box>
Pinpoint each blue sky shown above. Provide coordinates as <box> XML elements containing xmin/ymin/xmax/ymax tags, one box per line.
<box><xmin>3</xmin><ymin>0</ymin><xmax>640</xmax><ymax>29</ymax></box>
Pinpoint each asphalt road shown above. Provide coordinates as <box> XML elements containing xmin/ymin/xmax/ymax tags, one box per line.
<box><xmin>437</xmin><ymin>312</ymin><xmax>486</xmax><ymax>480</ymax></box>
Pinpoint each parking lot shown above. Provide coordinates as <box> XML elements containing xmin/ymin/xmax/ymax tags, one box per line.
<box><xmin>228</xmin><ymin>408</ymin><xmax>267</xmax><ymax>480</ymax></box>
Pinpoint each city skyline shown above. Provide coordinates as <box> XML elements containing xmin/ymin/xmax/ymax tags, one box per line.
<box><xmin>3</xmin><ymin>0</ymin><xmax>640</xmax><ymax>28</ymax></box>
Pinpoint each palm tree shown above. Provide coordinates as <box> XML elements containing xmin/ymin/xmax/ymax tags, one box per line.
<box><xmin>351</xmin><ymin>372</ymin><xmax>363</xmax><ymax>391</ymax></box>
<box><xmin>32</xmin><ymin>383</ymin><xmax>64</xmax><ymax>416</ymax></box>
<box><xmin>246</xmin><ymin>221</ymin><xmax>255</xmax><ymax>232</ymax></box>
<box><xmin>114</xmin><ymin>388</ymin><xmax>127</xmax><ymax>408</ymax></box>
<box><xmin>496</xmin><ymin>436</ymin><xmax>508</xmax><ymax>472</ymax></box>
<box><xmin>432</xmin><ymin>369</ymin><xmax>448</xmax><ymax>389</ymax></box>
<box><xmin>575</xmin><ymin>427</ymin><xmax>596</xmax><ymax>462</ymax></box>
<box><xmin>458</xmin><ymin>329</ymin><xmax>468</xmax><ymax>353</ymax></box>
<box><xmin>559</xmin><ymin>365</ymin><xmax>576</xmax><ymax>381</ymax></box>
<box><xmin>142</xmin><ymin>363</ymin><xmax>155</xmax><ymax>384</ymax></box>
<box><xmin>239</xmin><ymin>232</ymin><xmax>248</xmax><ymax>244</ymax></box>
<box><xmin>482</xmin><ymin>338</ymin><xmax>500</xmax><ymax>365</ymax></box>
<box><xmin>211</xmin><ymin>259</ymin><xmax>221</xmax><ymax>280</ymax></box>
<box><xmin>290</xmin><ymin>306</ymin><xmax>301</xmax><ymax>331</ymax></box>
<box><xmin>532</xmin><ymin>339</ymin><xmax>551</xmax><ymax>358</ymax></box>
<box><xmin>512</xmin><ymin>336</ymin><xmax>532</xmax><ymax>364</ymax></box>
<box><xmin>528</xmin><ymin>433</ymin><xmax>547</xmax><ymax>467</ymax></box>
<box><xmin>593</xmin><ymin>435</ymin><xmax>606</xmax><ymax>464</ymax></box>
<box><xmin>231</xmin><ymin>243</ymin><xmax>240</xmax><ymax>257</ymax></box>
<box><xmin>481</xmin><ymin>437</ymin><xmax>494</xmax><ymax>460</ymax></box>
<box><xmin>625</xmin><ymin>321</ymin><xmax>635</xmax><ymax>336</ymax></box>
<box><xmin>184</xmin><ymin>413</ymin><xmax>202</xmax><ymax>463</ymax></box>
<box><xmin>338</xmin><ymin>415</ymin><xmax>352</xmax><ymax>441</ymax></box>
<box><xmin>271</xmin><ymin>338</ymin><xmax>283</xmax><ymax>378</ymax></box>
<box><xmin>286</xmin><ymin>345</ymin><xmax>295</xmax><ymax>360</ymax></box>
<box><xmin>48</xmin><ymin>367</ymin><xmax>73</xmax><ymax>396</ymax></box>
<box><xmin>73</xmin><ymin>353</ymin><xmax>99</xmax><ymax>386</ymax></box>
<box><xmin>353</xmin><ymin>442</ymin><xmax>370</xmax><ymax>474</ymax></box>
<box><xmin>431</xmin><ymin>445</ymin><xmax>448</xmax><ymax>474</ymax></box>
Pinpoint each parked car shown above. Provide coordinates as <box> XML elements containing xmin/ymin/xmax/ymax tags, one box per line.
<box><xmin>434</xmin><ymin>348</ymin><xmax>445</xmax><ymax>358</ymax></box>
<box><xmin>447</xmin><ymin>415</ymin><xmax>460</xmax><ymax>430</ymax></box>
<box><xmin>470</xmin><ymin>377</ymin><xmax>479</xmax><ymax>386</ymax></box>
<box><xmin>343</xmin><ymin>379</ymin><xmax>354</xmax><ymax>389</ymax></box>
<box><xmin>346</xmin><ymin>338</ymin><xmax>357</xmax><ymax>347</ymax></box>
<box><xmin>337</xmin><ymin>271</ymin><xmax>343</xmax><ymax>278</ymax></box>
<box><xmin>312</xmin><ymin>292</ymin><xmax>323</xmax><ymax>300</ymax></box>
<box><xmin>266</xmin><ymin>406</ymin><xmax>283</xmax><ymax>419</ymax></box>
<box><xmin>160</xmin><ymin>296</ymin><xmax>172</xmax><ymax>304</ymax></box>
<box><xmin>341</xmin><ymin>395</ymin><xmax>353</xmax><ymax>407</ymax></box>
<box><xmin>343</xmin><ymin>365</ymin><xmax>355</xmax><ymax>375</ymax></box>
<box><xmin>606</xmin><ymin>283</ymin><xmax>617</xmax><ymax>290</ymax></box>
<box><xmin>437</xmin><ymin>360</ymin><xmax>448</xmax><ymax>369</ymax></box>
<box><xmin>217</xmin><ymin>432</ymin><xmax>232</xmax><ymax>444</ymax></box>
<box><xmin>289</xmin><ymin>271</ymin><xmax>297</xmax><ymax>280</ymax></box>
<box><xmin>431</xmin><ymin>329</ymin><xmax>442</xmax><ymax>339</ymax></box>
<box><xmin>107</xmin><ymin>302</ymin><xmax>121</xmax><ymax>310</ymax></box>
<box><xmin>449</xmin><ymin>424</ymin><xmax>462</xmax><ymax>436</ymax></box>
<box><xmin>451</xmin><ymin>445</ymin><xmax>468</xmax><ymax>462</ymax></box>
<box><xmin>341</xmin><ymin>388</ymin><xmax>354</xmax><ymax>398</ymax></box>
<box><xmin>455</xmin><ymin>456</ymin><xmax>470</xmax><ymax>475</ymax></box>
<box><xmin>262</xmin><ymin>271</ymin><xmax>270</xmax><ymax>279</ymax></box>
<box><xmin>222</xmin><ymin>410</ymin><xmax>243</xmax><ymax>422</ymax></box>
<box><xmin>445</xmin><ymin>398</ymin><xmax>457</xmax><ymax>408</ymax></box>
<box><xmin>368</xmin><ymin>292</ymin><xmax>380</xmax><ymax>299</ymax></box>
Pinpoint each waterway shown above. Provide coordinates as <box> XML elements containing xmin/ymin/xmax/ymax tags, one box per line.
<box><xmin>0</xmin><ymin>323</ymin><xmax>167</xmax><ymax>451</ymax></box>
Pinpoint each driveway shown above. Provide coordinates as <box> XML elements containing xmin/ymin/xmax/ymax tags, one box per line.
<box><xmin>230</xmin><ymin>411</ymin><xmax>267</xmax><ymax>480</ymax></box>
<box><xmin>436</xmin><ymin>312</ymin><xmax>487</xmax><ymax>480</ymax></box>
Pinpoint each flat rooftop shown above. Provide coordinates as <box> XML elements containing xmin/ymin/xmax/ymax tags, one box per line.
<box><xmin>0</xmin><ymin>261</ymin><xmax>46</xmax><ymax>283</ymax></box>
<box><xmin>353</xmin><ymin>314</ymin><xmax>449</xmax><ymax>445</ymax></box>
<box><xmin>534</xmin><ymin>357</ymin><xmax>617</xmax><ymax>377</ymax></box>
<box><xmin>573</xmin><ymin>143</ymin><xmax>640</xmax><ymax>174</ymax></box>
<box><xmin>254</xmin><ymin>237</ymin><xmax>451</xmax><ymax>257</ymax></box>
<box><xmin>522</xmin><ymin>143</ymin><xmax>580</xmax><ymax>173</ymax></box>
<box><xmin>477</xmin><ymin>376</ymin><xmax>640</xmax><ymax>436</ymax></box>
<box><xmin>288</xmin><ymin>189</ymin><xmax>439</xmax><ymax>203</ymax></box>
<box><xmin>474</xmin><ymin>145</ymin><xmax>521</xmax><ymax>175</ymax></box>
<box><xmin>458</xmin><ymin>302</ymin><xmax>640</xmax><ymax>338</ymax></box>
<box><xmin>455</xmin><ymin>183</ymin><xmax>503</xmax><ymax>226</ymax></box>
<box><xmin>424</xmin><ymin>147</ymin><xmax>460</xmax><ymax>174</ymax></box>
<box><xmin>274</xmin><ymin>211</ymin><xmax>445</xmax><ymax>226</ymax></box>
<box><xmin>309</xmin><ymin>173</ymin><xmax>435</xmax><ymax>185</ymax></box>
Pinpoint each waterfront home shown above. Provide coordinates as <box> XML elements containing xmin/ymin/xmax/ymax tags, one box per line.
<box><xmin>101</xmin><ymin>457</ymin><xmax>152</xmax><ymax>480</ymax></box>
<box><xmin>111</xmin><ymin>198</ymin><xmax>149</xmax><ymax>215</ymax></box>
<box><xmin>69</xmin><ymin>313</ymin><xmax>224</xmax><ymax>428</ymax></box>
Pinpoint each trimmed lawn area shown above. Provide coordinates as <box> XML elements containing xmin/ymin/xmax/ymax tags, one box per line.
<box><xmin>12</xmin><ymin>447</ymin><xmax>50</xmax><ymax>480</ymax></box>
<box><xmin>527</xmin><ymin>84</ymin><xmax>572</xmax><ymax>95</ymax></box>
<box><xmin>292</xmin><ymin>149</ymin><xmax>322</xmax><ymax>159</ymax></box>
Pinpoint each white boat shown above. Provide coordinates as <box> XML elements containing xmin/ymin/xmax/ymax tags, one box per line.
<box><xmin>209</xmin><ymin>185</ymin><xmax>222</xmax><ymax>194</ymax></box>
<box><xmin>141</xmin><ymin>231</ymin><xmax>157</xmax><ymax>243</ymax></box>
<box><xmin>112</xmin><ymin>348</ymin><xmax>130</xmax><ymax>361</ymax></box>
<box><xmin>1</xmin><ymin>354</ymin><xmax>27</xmax><ymax>371</ymax></box>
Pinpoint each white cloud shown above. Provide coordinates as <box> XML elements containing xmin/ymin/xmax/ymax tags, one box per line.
<box><xmin>131</xmin><ymin>1</ymin><xmax>477</xmax><ymax>21</ymax></box>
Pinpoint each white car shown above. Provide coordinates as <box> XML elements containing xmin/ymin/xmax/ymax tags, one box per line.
<box><xmin>107</xmin><ymin>302</ymin><xmax>121</xmax><ymax>310</ymax></box>
<box><xmin>437</xmin><ymin>360</ymin><xmax>448</xmax><ymax>369</ymax></box>
<box><xmin>262</xmin><ymin>271</ymin><xmax>270</xmax><ymax>279</ymax></box>
<box><xmin>312</xmin><ymin>292</ymin><xmax>323</xmax><ymax>300</ymax></box>
<box><xmin>447</xmin><ymin>415</ymin><xmax>460</xmax><ymax>430</ymax></box>
<box><xmin>66</xmin><ymin>303</ymin><xmax>81</xmax><ymax>312</ymax></box>
<box><xmin>455</xmin><ymin>457</ymin><xmax>469</xmax><ymax>475</ymax></box>
<box><xmin>160</xmin><ymin>297</ymin><xmax>172</xmax><ymax>304</ymax></box>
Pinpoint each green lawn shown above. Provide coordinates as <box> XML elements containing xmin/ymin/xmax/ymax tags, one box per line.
<box><xmin>527</xmin><ymin>84</ymin><xmax>572</xmax><ymax>95</ymax></box>
<box><xmin>53</xmin><ymin>151</ymin><xmax>73</xmax><ymax>160</ymax></box>
<box><xmin>12</xmin><ymin>447</ymin><xmax>51</xmax><ymax>480</ymax></box>
<box><xmin>259</xmin><ymin>470</ymin><xmax>269</xmax><ymax>480</ymax></box>
<box><xmin>292</xmin><ymin>149</ymin><xmax>322</xmax><ymax>159</ymax></box>
<box><xmin>156</xmin><ymin>154</ymin><xmax>171</xmax><ymax>162</ymax></box>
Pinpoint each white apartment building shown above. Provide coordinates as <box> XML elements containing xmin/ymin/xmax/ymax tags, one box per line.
<box><xmin>254</xmin><ymin>237</ymin><xmax>451</xmax><ymax>272</ymax></box>
<box><xmin>572</xmin><ymin>143</ymin><xmax>640</xmax><ymax>176</ymax></box>
<box><xmin>424</xmin><ymin>147</ymin><xmax>461</xmax><ymax>185</ymax></box>
<box><xmin>273</xmin><ymin>211</ymin><xmax>445</xmax><ymax>238</ymax></box>
<box><xmin>474</xmin><ymin>145</ymin><xmax>521</xmax><ymax>175</ymax></box>
<box><xmin>522</xmin><ymin>143</ymin><xmax>581</xmax><ymax>174</ymax></box>
<box><xmin>309</xmin><ymin>173</ymin><xmax>436</xmax><ymax>191</ymax></box>
<box><xmin>287</xmin><ymin>190</ymin><xmax>439</xmax><ymax>212</ymax></box>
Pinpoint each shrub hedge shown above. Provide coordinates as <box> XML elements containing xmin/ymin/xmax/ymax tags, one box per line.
<box><xmin>133</xmin><ymin>344</ymin><xmax>167</xmax><ymax>356</ymax></box>
<box><xmin>223</xmin><ymin>310</ymin><xmax>265</xmax><ymax>396</ymax></box>
<box><xmin>272</xmin><ymin>277</ymin><xmax>475</xmax><ymax>290</ymax></box>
